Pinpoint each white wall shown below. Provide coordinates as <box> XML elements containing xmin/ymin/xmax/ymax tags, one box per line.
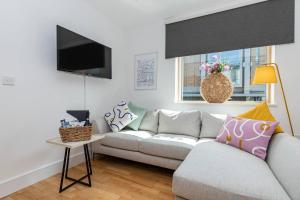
<box><xmin>125</xmin><ymin>1</ymin><xmax>300</xmax><ymax>137</ymax></box>
<box><xmin>0</xmin><ymin>0</ymin><xmax>126</xmax><ymax>197</ymax></box>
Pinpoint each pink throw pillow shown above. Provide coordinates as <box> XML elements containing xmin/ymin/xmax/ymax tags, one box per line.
<box><xmin>216</xmin><ymin>116</ymin><xmax>279</xmax><ymax>160</ymax></box>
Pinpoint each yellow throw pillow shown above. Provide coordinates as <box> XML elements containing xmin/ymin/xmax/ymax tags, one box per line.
<box><xmin>238</xmin><ymin>101</ymin><xmax>283</xmax><ymax>134</ymax></box>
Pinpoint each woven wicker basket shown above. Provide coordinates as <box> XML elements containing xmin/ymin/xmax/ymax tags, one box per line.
<box><xmin>200</xmin><ymin>73</ymin><xmax>233</xmax><ymax>103</ymax></box>
<box><xmin>59</xmin><ymin>126</ymin><xmax>92</xmax><ymax>143</ymax></box>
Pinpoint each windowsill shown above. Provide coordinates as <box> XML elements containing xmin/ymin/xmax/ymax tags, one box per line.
<box><xmin>175</xmin><ymin>100</ymin><xmax>278</xmax><ymax>107</ymax></box>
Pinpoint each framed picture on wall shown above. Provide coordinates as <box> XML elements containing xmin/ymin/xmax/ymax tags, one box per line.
<box><xmin>134</xmin><ymin>52</ymin><xmax>158</xmax><ymax>90</ymax></box>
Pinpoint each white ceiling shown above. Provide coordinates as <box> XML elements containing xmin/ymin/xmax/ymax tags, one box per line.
<box><xmin>86</xmin><ymin>0</ymin><xmax>268</xmax><ymax>29</ymax></box>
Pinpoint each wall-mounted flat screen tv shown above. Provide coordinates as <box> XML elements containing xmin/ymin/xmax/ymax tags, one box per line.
<box><xmin>57</xmin><ymin>25</ymin><xmax>112</xmax><ymax>79</ymax></box>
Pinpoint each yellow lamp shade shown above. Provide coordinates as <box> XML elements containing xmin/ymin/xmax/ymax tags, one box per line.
<box><xmin>252</xmin><ymin>65</ymin><xmax>278</xmax><ymax>84</ymax></box>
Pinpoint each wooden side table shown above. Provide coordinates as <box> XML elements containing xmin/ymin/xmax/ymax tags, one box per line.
<box><xmin>46</xmin><ymin>134</ymin><xmax>104</xmax><ymax>192</ymax></box>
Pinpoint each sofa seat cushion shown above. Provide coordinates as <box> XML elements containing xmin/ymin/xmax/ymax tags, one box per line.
<box><xmin>139</xmin><ymin>134</ymin><xmax>198</xmax><ymax>160</ymax></box>
<box><xmin>173</xmin><ymin>140</ymin><xmax>290</xmax><ymax>200</ymax></box>
<box><xmin>101</xmin><ymin>130</ymin><xmax>154</xmax><ymax>151</ymax></box>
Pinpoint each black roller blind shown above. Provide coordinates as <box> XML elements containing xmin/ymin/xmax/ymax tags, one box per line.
<box><xmin>165</xmin><ymin>0</ymin><xmax>295</xmax><ymax>59</ymax></box>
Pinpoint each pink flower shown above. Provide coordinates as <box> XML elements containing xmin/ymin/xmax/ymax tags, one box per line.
<box><xmin>201</xmin><ymin>63</ymin><xmax>210</xmax><ymax>72</ymax></box>
<box><xmin>224</xmin><ymin>65</ymin><xmax>231</xmax><ymax>71</ymax></box>
<box><xmin>207</xmin><ymin>67</ymin><xmax>212</xmax><ymax>73</ymax></box>
<box><xmin>213</xmin><ymin>63</ymin><xmax>219</xmax><ymax>70</ymax></box>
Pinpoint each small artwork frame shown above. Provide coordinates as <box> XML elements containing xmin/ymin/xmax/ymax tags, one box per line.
<box><xmin>134</xmin><ymin>52</ymin><xmax>158</xmax><ymax>90</ymax></box>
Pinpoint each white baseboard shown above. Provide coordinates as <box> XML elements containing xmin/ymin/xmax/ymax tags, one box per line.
<box><xmin>0</xmin><ymin>152</ymin><xmax>85</xmax><ymax>198</ymax></box>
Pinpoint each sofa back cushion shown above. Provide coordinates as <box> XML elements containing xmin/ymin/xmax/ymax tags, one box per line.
<box><xmin>267</xmin><ymin>133</ymin><xmax>300</xmax><ymax>200</ymax></box>
<box><xmin>200</xmin><ymin>112</ymin><xmax>226</xmax><ymax>138</ymax></box>
<box><xmin>139</xmin><ymin>110</ymin><xmax>159</xmax><ymax>133</ymax></box>
<box><xmin>126</xmin><ymin>102</ymin><xmax>146</xmax><ymax>131</ymax></box>
<box><xmin>238</xmin><ymin>101</ymin><xmax>283</xmax><ymax>133</ymax></box>
<box><xmin>158</xmin><ymin>110</ymin><xmax>201</xmax><ymax>138</ymax></box>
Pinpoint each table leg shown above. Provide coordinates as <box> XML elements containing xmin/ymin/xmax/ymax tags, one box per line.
<box><xmin>84</xmin><ymin>144</ymin><xmax>92</xmax><ymax>175</ymax></box>
<box><xmin>84</xmin><ymin>144</ymin><xmax>92</xmax><ymax>186</ymax></box>
<box><xmin>65</xmin><ymin>148</ymin><xmax>70</xmax><ymax>178</ymax></box>
<box><xmin>59</xmin><ymin>146</ymin><xmax>92</xmax><ymax>193</ymax></box>
<box><xmin>59</xmin><ymin>148</ymin><xmax>69</xmax><ymax>193</ymax></box>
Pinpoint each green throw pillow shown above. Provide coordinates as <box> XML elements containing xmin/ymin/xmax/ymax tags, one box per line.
<box><xmin>126</xmin><ymin>102</ymin><xmax>146</xmax><ymax>131</ymax></box>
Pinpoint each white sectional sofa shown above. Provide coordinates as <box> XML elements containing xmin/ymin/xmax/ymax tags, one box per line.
<box><xmin>92</xmin><ymin>110</ymin><xmax>300</xmax><ymax>200</ymax></box>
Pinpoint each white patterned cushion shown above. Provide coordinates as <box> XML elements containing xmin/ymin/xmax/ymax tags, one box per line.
<box><xmin>104</xmin><ymin>101</ymin><xmax>137</xmax><ymax>132</ymax></box>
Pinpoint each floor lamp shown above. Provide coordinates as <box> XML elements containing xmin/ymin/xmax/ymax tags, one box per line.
<box><xmin>252</xmin><ymin>63</ymin><xmax>294</xmax><ymax>136</ymax></box>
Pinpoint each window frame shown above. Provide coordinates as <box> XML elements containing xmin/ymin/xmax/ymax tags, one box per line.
<box><xmin>175</xmin><ymin>46</ymin><xmax>275</xmax><ymax>105</ymax></box>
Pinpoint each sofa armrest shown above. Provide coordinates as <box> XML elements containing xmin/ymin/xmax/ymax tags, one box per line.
<box><xmin>89</xmin><ymin>117</ymin><xmax>111</xmax><ymax>155</ymax></box>
<box><xmin>267</xmin><ymin>133</ymin><xmax>300</xmax><ymax>200</ymax></box>
<box><xmin>91</xmin><ymin>118</ymin><xmax>110</xmax><ymax>134</ymax></box>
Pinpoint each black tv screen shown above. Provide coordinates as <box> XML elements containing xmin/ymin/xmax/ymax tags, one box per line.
<box><xmin>57</xmin><ymin>25</ymin><xmax>112</xmax><ymax>79</ymax></box>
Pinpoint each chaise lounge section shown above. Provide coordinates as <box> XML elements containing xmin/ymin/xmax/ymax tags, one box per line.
<box><xmin>173</xmin><ymin>134</ymin><xmax>298</xmax><ymax>200</ymax></box>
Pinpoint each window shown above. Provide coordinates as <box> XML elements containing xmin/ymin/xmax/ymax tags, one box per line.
<box><xmin>176</xmin><ymin>46</ymin><xmax>273</xmax><ymax>103</ymax></box>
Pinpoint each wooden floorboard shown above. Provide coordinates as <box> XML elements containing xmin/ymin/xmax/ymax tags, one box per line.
<box><xmin>3</xmin><ymin>155</ymin><xmax>175</xmax><ymax>200</ymax></box>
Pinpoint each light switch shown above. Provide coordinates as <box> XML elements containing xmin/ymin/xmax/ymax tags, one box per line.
<box><xmin>2</xmin><ymin>76</ymin><xmax>15</xmax><ymax>86</ymax></box>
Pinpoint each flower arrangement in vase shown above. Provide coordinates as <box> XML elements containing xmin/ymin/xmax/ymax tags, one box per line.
<box><xmin>200</xmin><ymin>55</ymin><xmax>233</xmax><ymax>103</ymax></box>
<box><xmin>200</xmin><ymin>55</ymin><xmax>231</xmax><ymax>74</ymax></box>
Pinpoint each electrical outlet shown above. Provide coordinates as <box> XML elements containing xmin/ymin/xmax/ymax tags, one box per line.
<box><xmin>2</xmin><ymin>76</ymin><xmax>15</xmax><ymax>86</ymax></box>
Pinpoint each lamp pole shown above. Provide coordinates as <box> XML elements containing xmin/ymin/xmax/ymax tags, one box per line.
<box><xmin>268</xmin><ymin>63</ymin><xmax>295</xmax><ymax>136</ymax></box>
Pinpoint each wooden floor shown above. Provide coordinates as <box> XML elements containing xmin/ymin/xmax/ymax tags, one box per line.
<box><xmin>3</xmin><ymin>155</ymin><xmax>175</xmax><ymax>200</ymax></box>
